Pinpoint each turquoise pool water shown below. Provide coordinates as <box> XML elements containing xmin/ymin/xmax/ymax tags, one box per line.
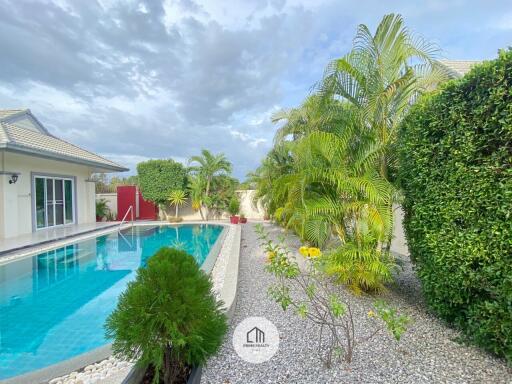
<box><xmin>0</xmin><ymin>224</ymin><xmax>223</xmax><ymax>380</ymax></box>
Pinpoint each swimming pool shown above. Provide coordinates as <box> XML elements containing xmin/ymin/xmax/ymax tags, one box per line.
<box><xmin>0</xmin><ymin>224</ymin><xmax>224</xmax><ymax>380</ymax></box>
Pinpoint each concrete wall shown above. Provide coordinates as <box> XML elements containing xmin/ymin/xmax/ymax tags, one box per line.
<box><xmin>237</xmin><ymin>190</ymin><xmax>265</xmax><ymax>219</ymax></box>
<box><xmin>160</xmin><ymin>198</ymin><xmax>204</xmax><ymax>221</ymax></box>
<box><xmin>98</xmin><ymin>189</ymin><xmax>266</xmax><ymax>222</ymax></box>
<box><xmin>0</xmin><ymin>151</ymin><xmax>96</xmax><ymax>239</ymax></box>
<box><xmin>391</xmin><ymin>204</ymin><xmax>409</xmax><ymax>256</ymax></box>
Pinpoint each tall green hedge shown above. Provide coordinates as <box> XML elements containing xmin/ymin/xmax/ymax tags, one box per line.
<box><xmin>397</xmin><ymin>50</ymin><xmax>512</xmax><ymax>360</ymax></box>
<box><xmin>137</xmin><ymin>159</ymin><xmax>187</xmax><ymax>205</ymax></box>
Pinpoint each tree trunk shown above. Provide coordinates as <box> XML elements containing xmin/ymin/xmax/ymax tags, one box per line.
<box><xmin>204</xmin><ymin>177</ymin><xmax>211</xmax><ymax>221</ymax></box>
<box><xmin>205</xmin><ymin>177</ymin><xmax>211</xmax><ymax>198</ymax></box>
<box><xmin>175</xmin><ymin>204</ymin><xmax>178</xmax><ymax>218</ymax></box>
<box><xmin>163</xmin><ymin>345</ymin><xmax>173</xmax><ymax>384</ymax></box>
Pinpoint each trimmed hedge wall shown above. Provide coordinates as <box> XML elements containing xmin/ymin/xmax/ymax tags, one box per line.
<box><xmin>397</xmin><ymin>50</ymin><xmax>512</xmax><ymax>360</ymax></box>
<box><xmin>137</xmin><ymin>159</ymin><xmax>188</xmax><ymax>205</ymax></box>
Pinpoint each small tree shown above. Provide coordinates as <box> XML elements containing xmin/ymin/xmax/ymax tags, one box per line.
<box><xmin>137</xmin><ymin>159</ymin><xmax>187</xmax><ymax>206</ymax></box>
<box><xmin>188</xmin><ymin>176</ymin><xmax>205</xmax><ymax>220</ymax></box>
<box><xmin>168</xmin><ymin>190</ymin><xmax>187</xmax><ymax>218</ymax></box>
<box><xmin>189</xmin><ymin>150</ymin><xmax>232</xmax><ymax>219</ymax></box>
<box><xmin>228</xmin><ymin>195</ymin><xmax>240</xmax><ymax>216</ymax></box>
<box><xmin>105</xmin><ymin>248</ymin><xmax>227</xmax><ymax>384</ymax></box>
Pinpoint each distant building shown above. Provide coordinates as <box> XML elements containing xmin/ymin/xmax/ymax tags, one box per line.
<box><xmin>439</xmin><ymin>60</ymin><xmax>481</xmax><ymax>78</ymax></box>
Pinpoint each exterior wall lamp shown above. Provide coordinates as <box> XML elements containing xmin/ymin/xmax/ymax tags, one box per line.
<box><xmin>9</xmin><ymin>173</ymin><xmax>19</xmax><ymax>184</ymax></box>
<box><xmin>0</xmin><ymin>171</ymin><xmax>21</xmax><ymax>184</ymax></box>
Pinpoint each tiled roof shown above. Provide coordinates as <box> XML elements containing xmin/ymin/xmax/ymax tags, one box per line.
<box><xmin>439</xmin><ymin>60</ymin><xmax>480</xmax><ymax>77</ymax></box>
<box><xmin>0</xmin><ymin>121</ymin><xmax>128</xmax><ymax>172</ymax></box>
<box><xmin>0</xmin><ymin>109</ymin><xmax>26</xmax><ymax>120</ymax></box>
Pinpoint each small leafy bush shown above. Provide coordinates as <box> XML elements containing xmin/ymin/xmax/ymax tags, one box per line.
<box><xmin>95</xmin><ymin>198</ymin><xmax>109</xmax><ymax>218</ymax></box>
<box><xmin>397</xmin><ymin>50</ymin><xmax>512</xmax><ymax>360</ymax></box>
<box><xmin>256</xmin><ymin>224</ymin><xmax>410</xmax><ymax>366</ymax></box>
<box><xmin>105</xmin><ymin>248</ymin><xmax>228</xmax><ymax>384</ymax></box>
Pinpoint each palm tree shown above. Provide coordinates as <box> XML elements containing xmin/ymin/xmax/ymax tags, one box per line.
<box><xmin>189</xmin><ymin>150</ymin><xmax>232</xmax><ymax>198</ymax></box>
<box><xmin>188</xmin><ymin>175</ymin><xmax>205</xmax><ymax>220</ymax></box>
<box><xmin>272</xmin><ymin>95</ymin><xmax>356</xmax><ymax>145</ymax></box>
<box><xmin>252</xmin><ymin>14</ymin><xmax>445</xmax><ymax>293</ymax></box>
<box><xmin>246</xmin><ymin>143</ymin><xmax>294</xmax><ymax>218</ymax></box>
<box><xmin>189</xmin><ymin>150</ymin><xmax>232</xmax><ymax>219</ymax></box>
<box><xmin>319</xmin><ymin>13</ymin><xmax>449</xmax><ymax>178</ymax></box>
<box><xmin>168</xmin><ymin>190</ymin><xmax>187</xmax><ymax>218</ymax></box>
<box><xmin>273</xmin><ymin>128</ymin><xmax>397</xmax><ymax>292</ymax></box>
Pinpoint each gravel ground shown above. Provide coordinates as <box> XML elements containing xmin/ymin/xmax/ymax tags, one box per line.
<box><xmin>201</xmin><ymin>222</ymin><xmax>512</xmax><ymax>384</ymax></box>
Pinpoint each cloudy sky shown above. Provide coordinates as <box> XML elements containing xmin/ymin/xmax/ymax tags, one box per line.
<box><xmin>0</xmin><ymin>0</ymin><xmax>511</xmax><ymax>178</ymax></box>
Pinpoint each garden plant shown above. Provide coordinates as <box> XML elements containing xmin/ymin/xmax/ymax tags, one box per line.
<box><xmin>95</xmin><ymin>198</ymin><xmax>110</xmax><ymax>221</ymax></box>
<box><xmin>105</xmin><ymin>248</ymin><xmax>228</xmax><ymax>384</ymax></box>
<box><xmin>168</xmin><ymin>189</ymin><xmax>187</xmax><ymax>220</ymax></box>
<box><xmin>255</xmin><ymin>224</ymin><xmax>410</xmax><ymax>366</ymax></box>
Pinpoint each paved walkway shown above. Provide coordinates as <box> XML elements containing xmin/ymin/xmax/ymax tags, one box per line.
<box><xmin>0</xmin><ymin>222</ymin><xmax>118</xmax><ymax>256</ymax></box>
<box><xmin>201</xmin><ymin>223</ymin><xmax>512</xmax><ymax>384</ymax></box>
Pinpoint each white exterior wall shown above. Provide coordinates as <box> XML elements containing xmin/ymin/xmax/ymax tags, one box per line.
<box><xmin>0</xmin><ymin>151</ymin><xmax>96</xmax><ymax>239</ymax></box>
<box><xmin>237</xmin><ymin>190</ymin><xmax>265</xmax><ymax>219</ymax></box>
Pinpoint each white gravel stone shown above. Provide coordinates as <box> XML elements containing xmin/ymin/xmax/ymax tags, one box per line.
<box><xmin>50</xmin><ymin>357</ymin><xmax>134</xmax><ymax>384</ymax></box>
<box><xmin>210</xmin><ymin>224</ymin><xmax>235</xmax><ymax>298</ymax></box>
<box><xmin>201</xmin><ymin>222</ymin><xmax>512</xmax><ymax>384</ymax></box>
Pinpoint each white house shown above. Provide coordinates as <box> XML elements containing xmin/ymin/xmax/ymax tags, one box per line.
<box><xmin>0</xmin><ymin>109</ymin><xmax>127</xmax><ymax>239</ymax></box>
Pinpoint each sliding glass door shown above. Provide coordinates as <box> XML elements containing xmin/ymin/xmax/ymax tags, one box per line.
<box><xmin>34</xmin><ymin>176</ymin><xmax>74</xmax><ymax>229</ymax></box>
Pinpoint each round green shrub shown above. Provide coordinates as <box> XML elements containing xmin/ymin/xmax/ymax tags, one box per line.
<box><xmin>397</xmin><ymin>50</ymin><xmax>512</xmax><ymax>361</ymax></box>
<box><xmin>105</xmin><ymin>247</ymin><xmax>228</xmax><ymax>384</ymax></box>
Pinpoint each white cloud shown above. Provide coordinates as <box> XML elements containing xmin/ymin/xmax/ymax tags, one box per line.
<box><xmin>230</xmin><ymin>129</ymin><xmax>267</xmax><ymax>148</ymax></box>
<box><xmin>0</xmin><ymin>0</ymin><xmax>510</xmax><ymax>179</ymax></box>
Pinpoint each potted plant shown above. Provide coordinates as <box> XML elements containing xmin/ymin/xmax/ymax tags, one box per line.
<box><xmin>228</xmin><ymin>196</ymin><xmax>240</xmax><ymax>224</ymax></box>
<box><xmin>239</xmin><ymin>213</ymin><xmax>247</xmax><ymax>224</ymax></box>
<box><xmin>105</xmin><ymin>248</ymin><xmax>227</xmax><ymax>384</ymax></box>
<box><xmin>96</xmin><ymin>199</ymin><xmax>109</xmax><ymax>222</ymax></box>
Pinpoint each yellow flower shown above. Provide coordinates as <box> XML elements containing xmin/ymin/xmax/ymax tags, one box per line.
<box><xmin>308</xmin><ymin>247</ymin><xmax>322</xmax><ymax>258</ymax></box>
<box><xmin>367</xmin><ymin>310</ymin><xmax>376</xmax><ymax>318</ymax></box>
<box><xmin>299</xmin><ymin>246</ymin><xmax>309</xmax><ymax>257</ymax></box>
<box><xmin>267</xmin><ymin>251</ymin><xmax>276</xmax><ymax>262</ymax></box>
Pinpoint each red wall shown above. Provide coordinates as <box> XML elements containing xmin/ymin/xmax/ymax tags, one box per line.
<box><xmin>138</xmin><ymin>190</ymin><xmax>158</xmax><ymax>220</ymax></box>
<box><xmin>117</xmin><ymin>186</ymin><xmax>157</xmax><ymax>221</ymax></box>
<box><xmin>116</xmin><ymin>185</ymin><xmax>136</xmax><ymax>221</ymax></box>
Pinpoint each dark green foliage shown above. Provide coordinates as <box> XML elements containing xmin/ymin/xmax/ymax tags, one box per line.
<box><xmin>205</xmin><ymin>175</ymin><xmax>238</xmax><ymax>214</ymax></box>
<box><xmin>397</xmin><ymin>50</ymin><xmax>512</xmax><ymax>360</ymax></box>
<box><xmin>95</xmin><ymin>198</ymin><xmax>109</xmax><ymax>218</ymax></box>
<box><xmin>105</xmin><ymin>248</ymin><xmax>228</xmax><ymax>384</ymax></box>
<box><xmin>137</xmin><ymin>159</ymin><xmax>187</xmax><ymax>205</ymax></box>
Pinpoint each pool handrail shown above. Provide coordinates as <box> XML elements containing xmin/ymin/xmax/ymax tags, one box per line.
<box><xmin>119</xmin><ymin>205</ymin><xmax>134</xmax><ymax>230</ymax></box>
